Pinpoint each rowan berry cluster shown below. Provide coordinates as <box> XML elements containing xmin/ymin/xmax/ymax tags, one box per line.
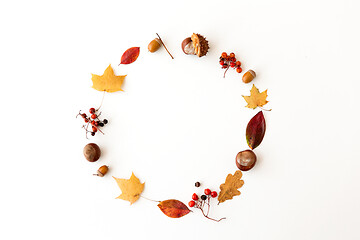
<box><xmin>188</xmin><ymin>183</ymin><xmax>225</xmax><ymax>222</ymax></box>
<box><xmin>219</xmin><ymin>52</ymin><xmax>242</xmax><ymax>78</ymax></box>
<box><xmin>77</xmin><ymin>107</ymin><xmax>108</xmax><ymax>138</ymax></box>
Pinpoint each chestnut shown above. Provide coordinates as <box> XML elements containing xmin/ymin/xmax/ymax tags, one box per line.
<box><xmin>235</xmin><ymin>150</ymin><xmax>257</xmax><ymax>171</ymax></box>
<box><xmin>83</xmin><ymin>143</ymin><xmax>101</xmax><ymax>162</ymax></box>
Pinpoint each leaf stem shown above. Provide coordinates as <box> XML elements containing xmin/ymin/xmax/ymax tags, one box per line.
<box><xmin>96</xmin><ymin>90</ymin><xmax>106</xmax><ymax>111</ymax></box>
<box><xmin>140</xmin><ymin>195</ymin><xmax>161</xmax><ymax>203</ymax></box>
<box><xmin>156</xmin><ymin>33</ymin><xmax>174</xmax><ymax>59</ymax></box>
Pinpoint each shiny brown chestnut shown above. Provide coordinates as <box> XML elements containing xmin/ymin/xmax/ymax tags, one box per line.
<box><xmin>83</xmin><ymin>143</ymin><xmax>101</xmax><ymax>162</ymax></box>
<box><xmin>235</xmin><ymin>149</ymin><xmax>257</xmax><ymax>171</ymax></box>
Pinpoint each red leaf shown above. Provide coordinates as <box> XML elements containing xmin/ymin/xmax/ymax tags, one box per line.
<box><xmin>120</xmin><ymin>47</ymin><xmax>140</xmax><ymax>65</ymax></box>
<box><xmin>246</xmin><ymin>111</ymin><xmax>266</xmax><ymax>150</ymax></box>
<box><xmin>157</xmin><ymin>199</ymin><xmax>190</xmax><ymax>218</ymax></box>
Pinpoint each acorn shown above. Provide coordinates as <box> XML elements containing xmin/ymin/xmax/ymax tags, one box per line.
<box><xmin>93</xmin><ymin>165</ymin><xmax>109</xmax><ymax>177</ymax></box>
<box><xmin>242</xmin><ymin>70</ymin><xmax>256</xmax><ymax>84</ymax></box>
<box><xmin>148</xmin><ymin>38</ymin><xmax>161</xmax><ymax>53</ymax></box>
<box><xmin>181</xmin><ymin>33</ymin><xmax>209</xmax><ymax>57</ymax></box>
<box><xmin>83</xmin><ymin>143</ymin><xmax>101</xmax><ymax>162</ymax></box>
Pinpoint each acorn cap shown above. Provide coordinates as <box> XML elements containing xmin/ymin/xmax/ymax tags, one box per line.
<box><xmin>191</xmin><ymin>33</ymin><xmax>209</xmax><ymax>57</ymax></box>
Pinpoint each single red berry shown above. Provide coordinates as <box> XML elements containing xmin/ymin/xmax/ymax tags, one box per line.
<box><xmin>188</xmin><ymin>200</ymin><xmax>195</xmax><ymax>207</ymax></box>
<box><xmin>91</xmin><ymin>120</ymin><xmax>95</xmax><ymax>125</ymax></box>
<box><xmin>211</xmin><ymin>191</ymin><xmax>217</xmax><ymax>198</ymax></box>
<box><xmin>91</xmin><ymin>114</ymin><xmax>97</xmax><ymax>119</ymax></box>
<box><xmin>92</xmin><ymin>126</ymin><xmax>97</xmax><ymax>132</ymax></box>
<box><xmin>222</xmin><ymin>64</ymin><xmax>228</xmax><ymax>69</ymax></box>
<box><xmin>95</xmin><ymin>121</ymin><xmax>99</xmax><ymax>126</ymax></box>
<box><xmin>236</xmin><ymin>67</ymin><xmax>242</xmax><ymax>73</ymax></box>
<box><xmin>236</xmin><ymin>61</ymin><xmax>241</xmax><ymax>66</ymax></box>
<box><xmin>81</xmin><ymin>113</ymin><xmax>87</xmax><ymax>118</ymax></box>
<box><xmin>204</xmin><ymin>189</ymin><xmax>211</xmax><ymax>195</ymax></box>
<box><xmin>229</xmin><ymin>52</ymin><xmax>235</xmax><ymax>58</ymax></box>
<box><xmin>230</xmin><ymin>62</ymin><xmax>236</xmax><ymax>68</ymax></box>
<box><xmin>89</xmin><ymin>108</ymin><xmax>95</xmax><ymax>114</ymax></box>
<box><xmin>219</xmin><ymin>60</ymin><xmax>224</xmax><ymax>65</ymax></box>
<box><xmin>84</xmin><ymin>119</ymin><xmax>89</xmax><ymax>123</ymax></box>
<box><xmin>192</xmin><ymin>193</ymin><xmax>199</xmax><ymax>201</ymax></box>
<box><xmin>221</xmin><ymin>52</ymin><xmax>227</xmax><ymax>58</ymax></box>
<box><xmin>233</xmin><ymin>57</ymin><xmax>237</xmax><ymax>62</ymax></box>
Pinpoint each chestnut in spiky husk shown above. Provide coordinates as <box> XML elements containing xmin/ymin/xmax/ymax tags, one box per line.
<box><xmin>181</xmin><ymin>33</ymin><xmax>209</xmax><ymax>57</ymax></box>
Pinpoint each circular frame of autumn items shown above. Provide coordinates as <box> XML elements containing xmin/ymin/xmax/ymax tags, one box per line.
<box><xmin>77</xmin><ymin>33</ymin><xmax>270</xmax><ymax>222</ymax></box>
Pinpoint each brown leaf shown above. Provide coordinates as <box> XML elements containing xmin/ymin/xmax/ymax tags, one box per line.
<box><xmin>120</xmin><ymin>47</ymin><xmax>140</xmax><ymax>65</ymax></box>
<box><xmin>157</xmin><ymin>199</ymin><xmax>191</xmax><ymax>218</ymax></box>
<box><xmin>218</xmin><ymin>170</ymin><xmax>244</xmax><ymax>204</ymax></box>
<box><xmin>113</xmin><ymin>173</ymin><xmax>144</xmax><ymax>205</ymax></box>
<box><xmin>242</xmin><ymin>84</ymin><xmax>269</xmax><ymax>109</ymax></box>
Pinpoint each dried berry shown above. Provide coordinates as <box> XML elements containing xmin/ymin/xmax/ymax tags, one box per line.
<box><xmin>195</xmin><ymin>182</ymin><xmax>201</xmax><ymax>187</ymax></box>
<box><xmin>83</xmin><ymin>143</ymin><xmax>101</xmax><ymax>162</ymax></box>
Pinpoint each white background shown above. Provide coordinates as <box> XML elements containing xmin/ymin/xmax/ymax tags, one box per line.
<box><xmin>1</xmin><ymin>0</ymin><xmax>359</xmax><ymax>239</ymax></box>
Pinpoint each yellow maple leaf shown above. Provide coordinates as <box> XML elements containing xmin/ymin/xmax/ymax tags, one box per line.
<box><xmin>91</xmin><ymin>64</ymin><xmax>126</xmax><ymax>93</ymax></box>
<box><xmin>242</xmin><ymin>84</ymin><xmax>269</xmax><ymax>109</ymax></box>
<box><xmin>113</xmin><ymin>173</ymin><xmax>144</xmax><ymax>205</ymax></box>
<box><xmin>218</xmin><ymin>170</ymin><xmax>244</xmax><ymax>204</ymax></box>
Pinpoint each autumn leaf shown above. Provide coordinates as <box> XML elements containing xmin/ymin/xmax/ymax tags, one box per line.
<box><xmin>246</xmin><ymin>111</ymin><xmax>266</xmax><ymax>150</ymax></box>
<box><xmin>242</xmin><ymin>84</ymin><xmax>268</xmax><ymax>109</ymax></box>
<box><xmin>157</xmin><ymin>199</ymin><xmax>191</xmax><ymax>218</ymax></box>
<box><xmin>120</xmin><ymin>47</ymin><xmax>140</xmax><ymax>65</ymax></box>
<box><xmin>91</xmin><ymin>64</ymin><xmax>126</xmax><ymax>93</ymax></box>
<box><xmin>113</xmin><ymin>173</ymin><xmax>144</xmax><ymax>205</ymax></box>
<box><xmin>218</xmin><ymin>170</ymin><xmax>244</xmax><ymax>204</ymax></box>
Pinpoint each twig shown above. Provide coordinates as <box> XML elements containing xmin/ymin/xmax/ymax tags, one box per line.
<box><xmin>156</xmin><ymin>33</ymin><xmax>174</xmax><ymax>59</ymax></box>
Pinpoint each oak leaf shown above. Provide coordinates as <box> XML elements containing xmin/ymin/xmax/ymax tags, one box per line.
<box><xmin>218</xmin><ymin>170</ymin><xmax>244</xmax><ymax>204</ymax></box>
<box><xmin>157</xmin><ymin>199</ymin><xmax>191</xmax><ymax>218</ymax></box>
<box><xmin>242</xmin><ymin>84</ymin><xmax>268</xmax><ymax>109</ymax></box>
<box><xmin>91</xmin><ymin>64</ymin><xmax>126</xmax><ymax>93</ymax></box>
<box><xmin>113</xmin><ymin>173</ymin><xmax>144</xmax><ymax>205</ymax></box>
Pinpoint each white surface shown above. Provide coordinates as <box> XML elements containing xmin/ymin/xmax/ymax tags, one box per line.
<box><xmin>1</xmin><ymin>0</ymin><xmax>360</xmax><ymax>239</ymax></box>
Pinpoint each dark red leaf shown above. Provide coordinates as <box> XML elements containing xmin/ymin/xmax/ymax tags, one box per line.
<box><xmin>120</xmin><ymin>47</ymin><xmax>140</xmax><ymax>65</ymax></box>
<box><xmin>157</xmin><ymin>199</ymin><xmax>190</xmax><ymax>218</ymax></box>
<box><xmin>246</xmin><ymin>111</ymin><xmax>266</xmax><ymax>150</ymax></box>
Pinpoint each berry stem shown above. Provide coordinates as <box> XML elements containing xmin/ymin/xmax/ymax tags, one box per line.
<box><xmin>199</xmin><ymin>205</ymin><xmax>226</xmax><ymax>222</ymax></box>
<box><xmin>156</xmin><ymin>33</ymin><xmax>174</xmax><ymax>59</ymax></box>
<box><xmin>223</xmin><ymin>66</ymin><xmax>230</xmax><ymax>78</ymax></box>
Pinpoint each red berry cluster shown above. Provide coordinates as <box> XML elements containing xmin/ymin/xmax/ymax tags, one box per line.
<box><xmin>219</xmin><ymin>52</ymin><xmax>242</xmax><ymax>78</ymax></box>
<box><xmin>188</xmin><ymin>183</ymin><xmax>224</xmax><ymax>222</ymax></box>
<box><xmin>77</xmin><ymin>108</ymin><xmax>108</xmax><ymax>138</ymax></box>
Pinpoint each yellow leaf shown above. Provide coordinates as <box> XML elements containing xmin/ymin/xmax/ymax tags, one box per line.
<box><xmin>242</xmin><ymin>84</ymin><xmax>268</xmax><ymax>109</ymax></box>
<box><xmin>218</xmin><ymin>170</ymin><xmax>244</xmax><ymax>204</ymax></box>
<box><xmin>91</xmin><ymin>64</ymin><xmax>126</xmax><ymax>93</ymax></box>
<box><xmin>113</xmin><ymin>173</ymin><xmax>144</xmax><ymax>205</ymax></box>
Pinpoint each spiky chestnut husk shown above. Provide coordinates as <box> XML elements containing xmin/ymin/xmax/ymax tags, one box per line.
<box><xmin>191</xmin><ymin>33</ymin><xmax>209</xmax><ymax>57</ymax></box>
<box><xmin>181</xmin><ymin>33</ymin><xmax>209</xmax><ymax>57</ymax></box>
